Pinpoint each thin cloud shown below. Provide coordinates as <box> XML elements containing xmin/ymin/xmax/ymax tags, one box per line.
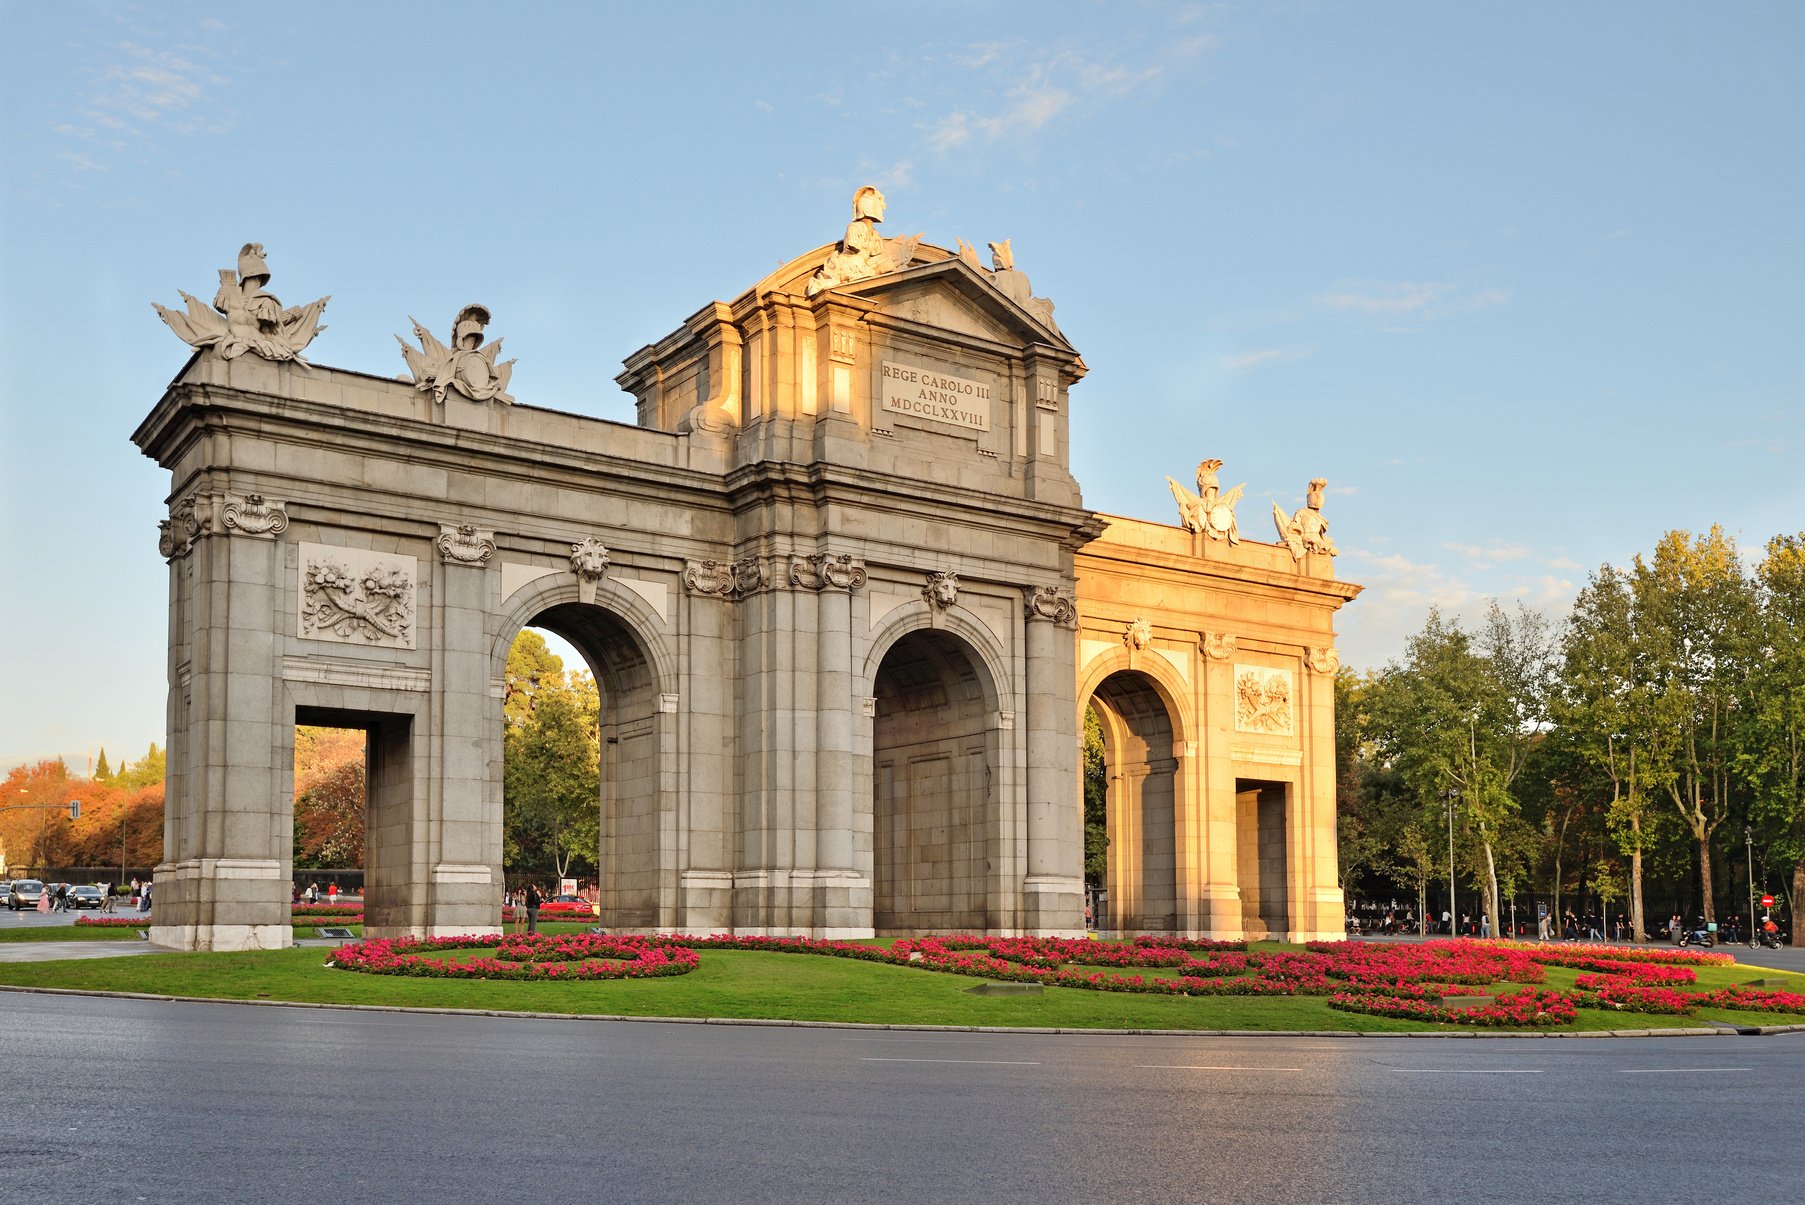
<box><xmin>52</xmin><ymin>27</ymin><xmax>240</xmax><ymax>172</ymax></box>
<box><xmin>922</xmin><ymin>33</ymin><xmax>1211</xmax><ymax>156</ymax></box>
<box><xmin>1442</xmin><ymin>541</ymin><xmax>1531</xmax><ymax>562</ymax></box>
<box><xmin>1220</xmin><ymin>345</ymin><xmax>1312</xmax><ymax>372</ymax></box>
<box><xmin>1316</xmin><ymin>281</ymin><xmax>1508</xmax><ymax>324</ymax></box>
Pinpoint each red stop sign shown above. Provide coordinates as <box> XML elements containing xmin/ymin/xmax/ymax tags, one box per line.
<box><xmin>1761</xmin><ymin>894</ymin><xmax>1775</xmax><ymax>908</ymax></box>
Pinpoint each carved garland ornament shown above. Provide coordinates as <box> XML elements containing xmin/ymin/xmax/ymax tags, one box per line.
<box><xmin>1234</xmin><ymin>665</ymin><xmax>1295</xmax><ymax>736</ymax></box>
<box><xmin>790</xmin><ymin>553</ymin><xmax>868</xmax><ymax>592</ymax></box>
<box><xmin>1202</xmin><ymin>632</ymin><xmax>1238</xmax><ymax>661</ymax></box>
<box><xmin>1307</xmin><ymin>647</ymin><xmax>1341</xmax><ymax>675</ymax></box>
<box><xmin>1022</xmin><ymin>584</ymin><xmax>1077</xmax><ymax>627</ymax></box>
<box><xmin>436</xmin><ymin>523</ymin><xmax>496</xmax><ymax>565</ymax></box>
<box><xmin>300</xmin><ymin>556</ymin><xmax>414</xmax><ymax>647</ymax></box>
<box><xmin>221</xmin><ymin>493</ymin><xmax>289</xmax><ymax>538</ymax></box>
<box><xmin>684</xmin><ymin>557</ymin><xmax>769</xmax><ymax>600</ymax></box>
<box><xmin>922</xmin><ymin>570</ymin><xmax>960</xmax><ymax>611</ymax></box>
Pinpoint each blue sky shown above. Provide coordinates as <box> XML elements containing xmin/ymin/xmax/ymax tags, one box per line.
<box><xmin>2</xmin><ymin>1</ymin><xmax>1800</xmax><ymax>772</ymax></box>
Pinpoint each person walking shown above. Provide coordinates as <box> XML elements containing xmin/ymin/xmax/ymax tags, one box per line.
<box><xmin>36</xmin><ymin>887</ymin><xmax>51</xmax><ymax>914</ymax></box>
<box><xmin>525</xmin><ymin>882</ymin><xmax>543</xmax><ymax>935</ymax></box>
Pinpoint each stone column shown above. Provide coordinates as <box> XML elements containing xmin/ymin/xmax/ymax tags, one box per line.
<box><xmin>1022</xmin><ymin>585</ymin><xmax>1084</xmax><ymax>935</ymax></box>
<box><xmin>412</xmin><ymin>523</ymin><xmax>498</xmax><ymax>938</ymax></box>
<box><xmin>1198</xmin><ymin>632</ymin><xmax>1244</xmax><ymax>939</ymax></box>
<box><xmin>151</xmin><ymin>493</ymin><xmax>291</xmax><ymax>952</ymax></box>
<box><xmin>801</xmin><ymin>551</ymin><xmax>872</xmax><ymax>938</ymax></box>
<box><xmin>1297</xmin><ymin>647</ymin><xmax>1346</xmax><ymax>940</ymax></box>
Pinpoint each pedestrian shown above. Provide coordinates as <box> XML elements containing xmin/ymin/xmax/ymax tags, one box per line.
<box><xmin>525</xmin><ymin>882</ymin><xmax>543</xmax><ymax>935</ymax></box>
<box><xmin>327</xmin><ymin>882</ymin><xmax>338</xmax><ymax>905</ymax></box>
<box><xmin>36</xmin><ymin>887</ymin><xmax>51</xmax><ymax>914</ymax></box>
<box><xmin>130</xmin><ymin>876</ymin><xmax>141</xmax><ymax>905</ymax></box>
<box><xmin>139</xmin><ymin>881</ymin><xmax>152</xmax><ymax>912</ymax></box>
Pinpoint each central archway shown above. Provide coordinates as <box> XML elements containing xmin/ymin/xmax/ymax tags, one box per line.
<box><xmin>871</xmin><ymin>627</ymin><xmax>998</xmax><ymax>932</ymax></box>
<box><xmin>505</xmin><ymin>601</ymin><xmax>661</xmax><ymax>929</ymax></box>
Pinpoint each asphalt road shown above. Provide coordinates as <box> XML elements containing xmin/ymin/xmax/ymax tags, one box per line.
<box><xmin>1</xmin><ymin>993</ymin><xmax>1798</xmax><ymax>1203</ymax></box>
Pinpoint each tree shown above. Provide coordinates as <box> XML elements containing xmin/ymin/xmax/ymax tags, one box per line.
<box><xmin>1553</xmin><ymin>565</ymin><xmax>1654</xmax><ymax>938</ymax></box>
<box><xmin>1</xmin><ymin>759</ymin><xmax>76</xmax><ymax>872</ymax></box>
<box><xmin>295</xmin><ymin>759</ymin><xmax>365</xmax><ymax>867</ymax></box>
<box><xmin>1081</xmin><ymin>707</ymin><xmax>1108</xmax><ymax>888</ymax></box>
<box><xmin>1743</xmin><ymin>534</ymin><xmax>1805</xmax><ymax>942</ymax></box>
<box><xmin>501</xmin><ymin>630</ymin><xmax>601</xmax><ymax>880</ymax></box>
<box><xmin>504</xmin><ymin>684</ymin><xmax>600</xmax><ymax>878</ymax></box>
<box><xmin>1633</xmin><ymin>527</ymin><xmax>1757</xmax><ymax>924</ymax></box>
<box><xmin>505</xmin><ymin>630</ymin><xmax>569</xmax><ymax>729</ymax></box>
<box><xmin>1332</xmin><ymin>670</ymin><xmax>1386</xmax><ymax>897</ymax></box>
<box><xmin>1367</xmin><ymin>605</ymin><xmax>1553</xmax><ymax>945</ymax></box>
<box><xmin>94</xmin><ymin>749</ymin><xmax>112</xmax><ymax>783</ymax></box>
<box><xmin>293</xmin><ymin>727</ymin><xmax>364</xmax><ymax>869</ymax></box>
<box><xmin>114</xmin><ymin>743</ymin><xmax>166</xmax><ymax>790</ymax></box>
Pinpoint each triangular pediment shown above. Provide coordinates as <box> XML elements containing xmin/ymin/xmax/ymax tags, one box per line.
<box><xmin>837</xmin><ymin>257</ymin><xmax>1074</xmax><ymax>352</ymax></box>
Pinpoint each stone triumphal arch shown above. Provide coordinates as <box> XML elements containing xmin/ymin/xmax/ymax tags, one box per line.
<box><xmin>137</xmin><ymin>200</ymin><xmax>1359</xmax><ymax>951</ymax></box>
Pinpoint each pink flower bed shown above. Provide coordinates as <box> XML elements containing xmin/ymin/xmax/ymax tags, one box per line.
<box><xmin>330</xmin><ymin>932</ymin><xmax>698</xmax><ymax>981</ymax></box>
<box><xmin>303</xmin><ymin>929</ymin><xmax>1805</xmax><ymax>1024</ymax></box>
<box><xmin>1330</xmin><ymin>987</ymin><xmax>1578</xmax><ymax>1027</ymax></box>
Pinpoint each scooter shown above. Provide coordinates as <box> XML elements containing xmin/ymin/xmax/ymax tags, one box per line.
<box><xmin>1751</xmin><ymin>926</ymin><xmax>1783</xmax><ymax>950</ymax></box>
<box><xmin>1677</xmin><ymin>922</ymin><xmax>1715</xmax><ymax>948</ymax></box>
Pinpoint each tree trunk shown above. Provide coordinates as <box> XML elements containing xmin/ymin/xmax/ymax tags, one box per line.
<box><xmin>1630</xmin><ymin>827</ymin><xmax>1646</xmax><ymax>943</ymax></box>
<box><xmin>1698</xmin><ymin>834</ymin><xmax>1716</xmax><ymax>925</ymax></box>
<box><xmin>1481</xmin><ymin>838</ymin><xmax>1502</xmax><ymax>942</ymax></box>
<box><xmin>1793</xmin><ymin>860</ymin><xmax>1804</xmax><ymax>948</ymax></box>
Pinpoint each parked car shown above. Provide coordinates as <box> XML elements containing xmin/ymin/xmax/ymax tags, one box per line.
<box><xmin>6</xmin><ymin>879</ymin><xmax>45</xmax><ymax>910</ymax></box>
<box><xmin>65</xmin><ymin>885</ymin><xmax>107</xmax><ymax>910</ymax></box>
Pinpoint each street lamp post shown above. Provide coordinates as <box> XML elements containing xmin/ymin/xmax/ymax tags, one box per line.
<box><xmin>1446</xmin><ymin>787</ymin><xmax>1457</xmax><ymax>938</ymax></box>
<box><xmin>1745</xmin><ymin>826</ymin><xmax>1756</xmax><ymax>948</ymax></box>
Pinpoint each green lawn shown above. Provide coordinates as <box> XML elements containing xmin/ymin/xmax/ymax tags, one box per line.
<box><xmin>1</xmin><ymin>936</ymin><xmax>1800</xmax><ymax>1033</ymax></box>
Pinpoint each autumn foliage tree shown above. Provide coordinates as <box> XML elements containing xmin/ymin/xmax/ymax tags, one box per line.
<box><xmin>293</xmin><ymin>725</ymin><xmax>366</xmax><ymax>868</ymax></box>
<box><xmin>2</xmin><ymin>748</ymin><xmax>166</xmax><ymax>876</ymax></box>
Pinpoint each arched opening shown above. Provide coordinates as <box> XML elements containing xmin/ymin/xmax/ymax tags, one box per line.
<box><xmin>1088</xmin><ymin>671</ymin><xmax>1178</xmax><ymax>932</ymax></box>
<box><xmin>871</xmin><ymin>628</ymin><xmax>995</xmax><ymax>932</ymax></box>
<box><xmin>506</xmin><ymin>603</ymin><xmax>659</xmax><ymax>929</ymax></box>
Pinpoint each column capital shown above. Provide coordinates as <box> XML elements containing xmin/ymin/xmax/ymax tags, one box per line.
<box><xmin>1020</xmin><ymin>583</ymin><xmax>1076</xmax><ymax>627</ymax></box>
<box><xmin>790</xmin><ymin>552</ymin><xmax>867</xmax><ymax>592</ymax></box>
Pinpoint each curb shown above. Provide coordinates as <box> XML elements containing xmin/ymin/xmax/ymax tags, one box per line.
<box><xmin>2</xmin><ymin>983</ymin><xmax>1802</xmax><ymax>1039</ymax></box>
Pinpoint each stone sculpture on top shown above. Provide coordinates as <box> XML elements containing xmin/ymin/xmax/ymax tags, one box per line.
<box><xmin>1167</xmin><ymin>458</ymin><xmax>1244</xmax><ymax>544</ymax></box>
<box><xmin>153</xmin><ymin>243</ymin><xmax>329</xmax><ymax>366</ymax></box>
<box><xmin>805</xmin><ymin>186</ymin><xmax>924</xmax><ymax>297</ymax></box>
<box><xmin>397</xmin><ymin>304</ymin><xmax>516</xmax><ymax>404</ymax></box>
<box><xmin>1273</xmin><ymin>478</ymin><xmax>1339</xmax><ymax>560</ymax></box>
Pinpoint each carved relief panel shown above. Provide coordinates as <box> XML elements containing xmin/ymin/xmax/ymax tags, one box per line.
<box><xmin>1233</xmin><ymin>664</ymin><xmax>1294</xmax><ymax>736</ymax></box>
<box><xmin>297</xmin><ymin>543</ymin><xmax>417</xmax><ymax>650</ymax></box>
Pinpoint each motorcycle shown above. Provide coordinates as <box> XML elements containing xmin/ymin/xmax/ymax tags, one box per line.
<box><xmin>1751</xmin><ymin>926</ymin><xmax>1783</xmax><ymax>950</ymax></box>
<box><xmin>1677</xmin><ymin>923</ymin><xmax>1715</xmax><ymax>948</ymax></box>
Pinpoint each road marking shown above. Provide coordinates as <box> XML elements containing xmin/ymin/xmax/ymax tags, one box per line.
<box><xmin>1618</xmin><ymin>1068</ymin><xmax>1751</xmax><ymax>1074</ymax></box>
<box><xmin>861</xmin><ymin>1057</ymin><xmax>1041</xmax><ymax>1065</ymax></box>
<box><xmin>1389</xmin><ymin>1069</ymin><xmax>1543</xmax><ymax>1075</ymax></box>
<box><xmin>1135</xmin><ymin>1065</ymin><xmax>1304</xmax><ymax>1072</ymax></box>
